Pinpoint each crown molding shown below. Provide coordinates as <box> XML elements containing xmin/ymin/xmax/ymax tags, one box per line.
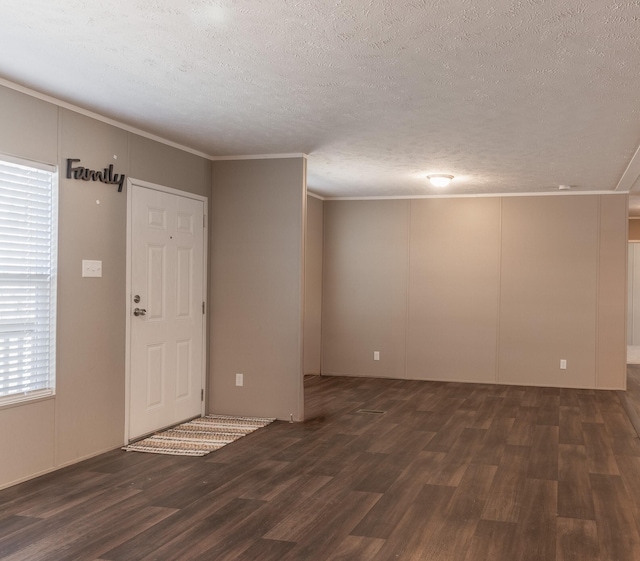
<box><xmin>0</xmin><ymin>77</ymin><xmax>214</xmax><ymax>160</ymax></box>
<box><xmin>210</xmin><ymin>153</ymin><xmax>308</xmax><ymax>161</ymax></box>
<box><xmin>616</xmin><ymin>142</ymin><xmax>640</xmax><ymax>192</ymax></box>
<box><xmin>0</xmin><ymin>77</ymin><xmax>308</xmax><ymax>164</ymax></box>
<box><xmin>321</xmin><ymin>190</ymin><xmax>623</xmax><ymax>201</ymax></box>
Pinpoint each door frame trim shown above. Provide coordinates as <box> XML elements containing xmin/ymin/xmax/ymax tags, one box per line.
<box><xmin>124</xmin><ymin>178</ymin><xmax>209</xmax><ymax>444</ymax></box>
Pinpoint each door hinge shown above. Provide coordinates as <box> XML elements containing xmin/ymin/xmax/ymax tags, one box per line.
<box><xmin>203</xmin><ymin>214</ymin><xmax>206</xmax><ymax>228</ymax></box>
<box><xmin>202</xmin><ymin>301</ymin><xmax>205</xmax><ymax>315</ymax></box>
<box><xmin>201</xmin><ymin>388</ymin><xmax>204</xmax><ymax>402</ymax></box>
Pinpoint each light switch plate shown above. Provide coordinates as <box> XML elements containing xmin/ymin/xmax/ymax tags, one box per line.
<box><xmin>82</xmin><ymin>260</ymin><xmax>102</xmax><ymax>277</ymax></box>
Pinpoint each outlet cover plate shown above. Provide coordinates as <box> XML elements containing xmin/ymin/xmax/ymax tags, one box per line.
<box><xmin>82</xmin><ymin>260</ymin><xmax>102</xmax><ymax>277</ymax></box>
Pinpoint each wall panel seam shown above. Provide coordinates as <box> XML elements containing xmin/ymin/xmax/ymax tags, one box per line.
<box><xmin>403</xmin><ymin>200</ymin><xmax>411</xmax><ymax>380</ymax></box>
<box><xmin>54</xmin><ymin>104</ymin><xmax>61</xmax><ymax>468</ymax></box>
<box><xmin>495</xmin><ymin>197</ymin><xmax>503</xmax><ymax>384</ymax></box>
<box><xmin>595</xmin><ymin>196</ymin><xmax>601</xmax><ymax>388</ymax></box>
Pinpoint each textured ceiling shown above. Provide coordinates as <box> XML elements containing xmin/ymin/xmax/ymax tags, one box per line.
<box><xmin>1</xmin><ymin>0</ymin><xmax>640</xmax><ymax>198</ymax></box>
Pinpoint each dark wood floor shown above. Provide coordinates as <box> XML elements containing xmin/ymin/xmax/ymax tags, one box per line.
<box><xmin>3</xmin><ymin>374</ymin><xmax>640</xmax><ymax>560</ymax></box>
<box><xmin>618</xmin><ymin>365</ymin><xmax>640</xmax><ymax>438</ymax></box>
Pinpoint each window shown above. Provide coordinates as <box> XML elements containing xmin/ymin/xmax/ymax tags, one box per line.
<box><xmin>0</xmin><ymin>155</ymin><xmax>57</xmax><ymax>405</ymax></box>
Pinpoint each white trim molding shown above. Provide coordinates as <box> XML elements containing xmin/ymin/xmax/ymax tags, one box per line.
<box><xmin>0</xmin><ymin>78</ymin><xmax>213</xmax><ymax>161</ymax></box>
<box><xmin>616</xmin><ymin>142</ymin><xmax>640</xmax><ymax>192</ymax></box>
<box><xmin>322</xmin><ymin>190</ymin><xmax>624</xmax><ymax>202</ymax></box>
<box><xmin>210</xmin><ymin>153</ymin><xmax>308</xmax><ymax>161</ymax></box>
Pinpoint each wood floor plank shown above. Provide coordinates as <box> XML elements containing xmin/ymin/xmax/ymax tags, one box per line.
<box><xmin>410</xmin><ymin>464</ymin><xmax>498</xmax><ymax>561</ymax></box>
<box><xmin>31</xmin><ymin>506</ymin><xmax>176</xmax><ymax>561</ymax></box>
<box><xmin>345</xmin><ymin>457</ymin><xmax>432</xmax><ymax>540</ymax></box>
<box><xmin>594</xmin><ymin>390</ymin><xmax>626</xmax><ymax>414</ymax></box>
<box><xmin>510</xmin><ymin>479</ymin><xmax>557</xmax><ymax>561</ymax></box>
<box><xmin>1</xmin><ymin>493</ymin><xmax>174</xmax><ymax>561</ymax></box>
<box><xmin>601</xmin><ymin>411</ymin><xmax>640</xmax><ymax>457</ymax></box>
<box><xmin>369</xmin><ymin>484</ymin><xmax>456</xmax><ymax>561</ymax></box>
<box><xmin>441</xmin><ymin>427</ymin><xmax>487</xmax><ymax>464</ymax></box>
<box><xmin>582</xmin><ymin>422</ymin><xmax>620</xmax><ymax>475</ymax></box>
<box><xmin>364</xmin><ymin>420</ymin><xmax>436</xmax><ymax>460</ymax></box>
<box><xmin>0</xmin><ymin>515</ymin><xmax>40</xmax><ymax>542</ymax></box>
<box><xmin>527</xmin><ymin>425</ymin><xmax>559</xmax><ymax>480</ymax></box>
<box><xmin>423</xmin><ymin>410</ymin><xmax>476</xmax><ymax>453</ymax></box>
<box><xmin>466</xmin><ymin>395</ymin><xmax>504</xmax><ymax>429</ymax></box>
<box><xmin>1</xmin><ymin>373</ymin><xmax>640</xmax><ymax>561</ymax></box>
<box><xmin>139</xmin><ymin>498</ymin><xmax>267</xmax><ymax>561</ymax></box>
<box><xmin>237</xmin><ymin>460</ymin><xmax>302</xmax><ymax>501</ymax></box>
<box><xmin>617</xmin><ymin>367</ymin><xmax>640</xmax><ymax>438</ymax></box>
<box><xmin>493</xmin><ymin>388</ymin><xmax>525</xmax><ymax>419</ymax></box>
<box><xmin>233</xmin><ymin>539</ymin><xmax>296</xmax><ymax>561</ymax></box>
<box><xmin>472</xmin><ymin>417</ymin><xmax>514</xmax><ymax>466</ymax></box>
<box><xmin>184</xmin><ymin>475</ymin><xmax>334</xmax><ymax>561</ymax></box>
<box><xmin>536</xmin><ymin>394</ymin><xmax>560</xmax><ymax>426</ymax></box>
<box><xmin>557</xmin><ymin>444</ymin><xmax>595</xmax><ymax>520</ymax></box>
<box><xmin>5</xmin><ymin>471</ymin><xmax>113</xmax><ymax>518</ymax></box>
<box><xmin>99</xmin><ymin>491</ymin><xmax>248</xmax><ymax>560</ymax></box>
<box><xmin>447</xmin><ymin>463</ymin><xmax>498</xmax><ymax>519</ymax></box>
<box><xmin>613</xmin><ymin>455</ymin><xmax>640</xmax><ymax>539</ymax></box>
<box><xmin>505</xmin><ymin>406</ymin><xmax>538</xmax><ymax>446</ymax></box>
<box><xmin>578</xmin><ymin>394</ymin><xmax>604</xmax><ymax>423</ymax></box>
<box><xmin>556</xmin><ymin>517</ymin><xmax>600</xmax><ymax>561</ymax></box>
<box><xmin>264</xmin><ymin>480</ymin><xmax>378</xmax><ymax>543</ymax></box>
<box><xmin>590</xmin><ymin>473</ymin><xmax>640</xmax><ymax>561</ymax></box>
<box><xmin>462</xmin><ymin>519</ymin><xmax>517</xmax><ymax>561</ymax></box>
<box><xmin>0</xmin><ymin>488</ymin><xmax>148</xmax><ymax>560</ymax></box>
<box><xmin>559</xmin><ymin>406</ymin><xmax>585</xmax><ymax>445</ymax></box>
<box><xmin>324</xmin><ymin>536</ymin><xmax>385</xmax><ymax>561</ymax></box>
<box><xmin>481</xmin><ymin>445</ymin><xmax>531</xmax><ymax>523</ymax></box>
<box><xmin>277</xmin><ymin>491</ymin><xmax>381</xmax><ymax>561</ymax></box>
<box><xmin>559</xmin><ymin>388</ymin><xmax>580</xmax><ymax>408</ymax></box>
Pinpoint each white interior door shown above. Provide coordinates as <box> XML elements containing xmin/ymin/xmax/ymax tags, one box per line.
<box><xmin>129</xmin><ymin>184</ymin><xmax>205</xmax><ymax>440</ymax></box>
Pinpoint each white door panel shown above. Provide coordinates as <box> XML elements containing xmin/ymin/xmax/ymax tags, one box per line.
<box><xmin>129</xmin><ymin>185</ymin><xmax>204</xmax><ymax>440</ymax></box>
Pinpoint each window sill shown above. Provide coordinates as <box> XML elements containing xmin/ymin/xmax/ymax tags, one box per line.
<box><xmin>0</xmin><ymin>390</ymin><xmax>56</xmax><ymax>410</ymax></box>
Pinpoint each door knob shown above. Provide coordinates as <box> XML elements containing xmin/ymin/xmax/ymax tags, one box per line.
<box><xmin>133</xmin><ymin>308</ymin><xmax>147</xmax><ymax>316</ymax></box>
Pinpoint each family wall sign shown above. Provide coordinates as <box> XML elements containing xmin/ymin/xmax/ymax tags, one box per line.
<box><xmin>66</xmin><ymin>158</ymin><xmax>126</xmax><ymax>192</ymax></box>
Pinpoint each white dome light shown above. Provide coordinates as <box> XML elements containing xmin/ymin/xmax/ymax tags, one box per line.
<box><xmin>427</xmin><ymin>174</ymin><xmax>454</xmax><ymax>187</ymax></box>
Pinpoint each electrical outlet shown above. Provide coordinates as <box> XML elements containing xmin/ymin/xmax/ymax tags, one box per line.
<box><xmin>373</xmin><ymin>351</ymin><xmax>380</xmax><ymax>361</ymax></box>
<box><xmin>560</xmin><ymin>359</ymin><xmax>567</xmax><ymax>370</ymax></box>
<box><xmin>235</xmin><ymin>373</ymin><xmax>243</xmax><ymax>386</ymax></box>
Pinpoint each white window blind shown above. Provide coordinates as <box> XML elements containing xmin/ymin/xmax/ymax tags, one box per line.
<box><xmin>0</xmin><ymin>156</ymin><xmax>57</xmax><ymax>405</ymax></box>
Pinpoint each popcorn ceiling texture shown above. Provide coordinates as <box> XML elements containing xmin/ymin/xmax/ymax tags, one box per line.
<box><xmin>0</xmin><ymin>0</ymin><xmax>639</xmax><ymax>197</ymax></box>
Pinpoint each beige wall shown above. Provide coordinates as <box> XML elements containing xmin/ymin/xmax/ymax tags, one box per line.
<box><xmin>322</xmin><ymin>200</ymin><xmax>409</xmax><ymax>378</ymax></box>
<box><xmin>209</xmin><ymin>158</ymin><xmax>306</xmax><ymax>421</ymax></box>
<box><xmin>498</xmin><ymin>196</ymin><xmax>599</xmax><ymax>387</ymax></box>
<box><xmin>0</xmin><ymin>85</ymin><xmax>211</xmax><ymax>489</ymax></box>
<box><xmin>598</xmin><ymin>196</ymin><xmax>627</xmax><ymax>388</ymax></box>
<box><xmin>629</xmin><ymin>218</ymin><xmax>640</xmax><ymax>241</ymax></box>
<box><xmin>322</xmin><ymin>194</ymin><xmax>627</xmax><ymax>390</ymax></box>
<box><xmin>408</xmin><ymin>198</ymin><xmax>501</xmax><ymax>383</ymax></box>
<box><xmin>629</xmin><ymin>243</ymin><xmax>640</xmax><ymax>346</ymax></box>
<box><xmin>304</xmin><ymin>195</ymin><xmax>323</xmax><ymax>375</ymax></box>
<box><xmin>0</xmin><ymin>81</ymin><xmax>629</xmax><ymax>490</ymax></box>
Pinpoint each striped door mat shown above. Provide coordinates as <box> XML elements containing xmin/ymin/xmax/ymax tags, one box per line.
<box><xmin>123</xmin><ymin>415</ymin><xmax>275</xmax><ymax>456</ymax></box>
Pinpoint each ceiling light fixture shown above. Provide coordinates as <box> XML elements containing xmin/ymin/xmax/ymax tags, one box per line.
<box><xmin>558</xmin><ymin>184</ymin><xmax>571</xmax><ymax>191</ymax></box>
<box><xmin>428</xmin><ymin>174</ymin><xmax>454</xmax><ymax>188</ymax></box>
